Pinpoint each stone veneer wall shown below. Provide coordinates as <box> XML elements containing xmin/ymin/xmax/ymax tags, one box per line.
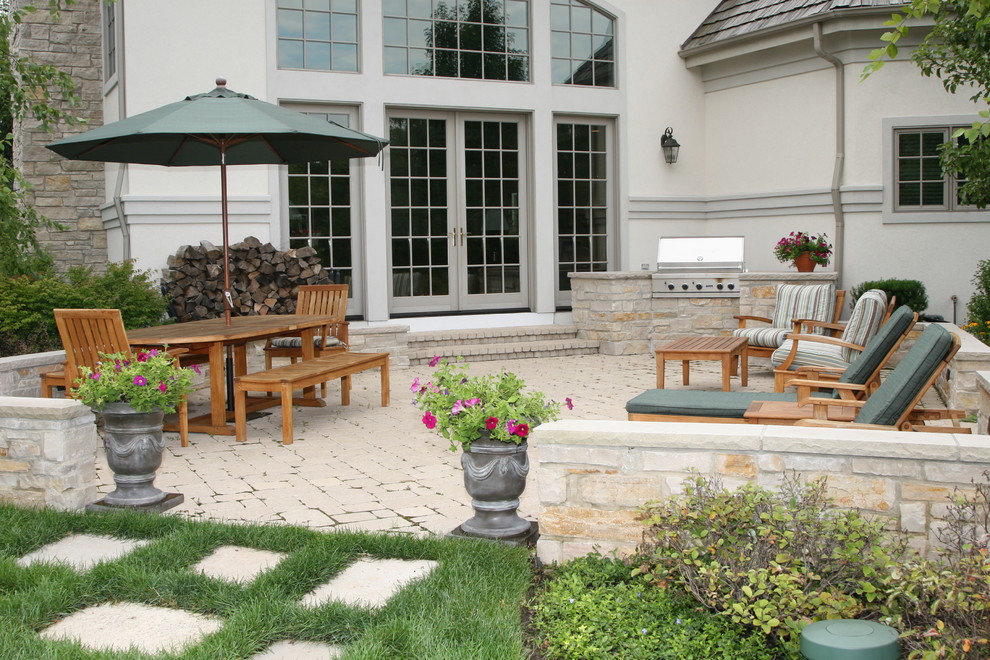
<box><xmin>12</xmin><ymin>0</ymin><xmax>107</xmax><ymax>272</ymax></box>
<box><xmin>0</xmin><ymin>397</ymin><xmax>98</xmax><ymax>510</ymax></box>
<box><xmin>569</xmin><ymin>271</ymin><xmax>839</xmax><ymax>355</ymax></box>
<box><xmin>533</xmin><ymin>420</ymin><xmax>990</xmax><ymax>564</ymax></box>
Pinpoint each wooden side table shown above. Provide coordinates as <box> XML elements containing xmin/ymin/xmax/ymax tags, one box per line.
<box><xmin>655</xmin><ymin>336</ymin><xmax>748</xmax><ymax>392</ymax></box>
<box><xmin>743</xmin><ymin>400</ymin><xmax>856</xmax><ymax>425</ymax></box>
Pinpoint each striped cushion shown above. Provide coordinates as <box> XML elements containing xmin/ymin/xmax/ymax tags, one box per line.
<box><xmin>733</xmin><ymin>327</ymin><xmax>792</xmax><ymax>348</ymax></box>
<box><xmin>770</xmin><ymin>340</ymin><xmax>848</xmax><ymax>370</ymax></box>
<box><xmin>839</xmin><ymin>289</ymin><xmax>887</xmax><ymax>362</ymax></box>
<box><xmin>269</xmin><ymin>335</ymin><xmax>343</xmax><ymax>349</ymax></box>
<box><xmin>770</xmin><ymin>284</ymin><xmax>836</xmax><ymax>332</ymax></box>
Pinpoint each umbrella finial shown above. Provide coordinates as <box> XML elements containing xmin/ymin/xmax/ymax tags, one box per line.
<box><xmin>216</xmin><ymin>77</ymin><xmax>227</xmax><ymax>87</ymax></box>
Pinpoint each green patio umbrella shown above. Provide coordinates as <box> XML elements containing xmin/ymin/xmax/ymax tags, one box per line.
<box><xmin>47</xmin><ymin>78</ymin><xmax>388</xmax><ymax>324</ymax></box>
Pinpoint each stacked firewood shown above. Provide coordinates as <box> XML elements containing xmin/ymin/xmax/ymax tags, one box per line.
<box><xmin>161</xmin><ymin>236</ymin><xmax>333</xmax><ymax>321</ymax></box>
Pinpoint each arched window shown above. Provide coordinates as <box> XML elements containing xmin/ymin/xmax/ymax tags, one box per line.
<box><xmin>550</xmin><ymin>0</ymin><xmax>614</xmax><ymax>87</ymax></box>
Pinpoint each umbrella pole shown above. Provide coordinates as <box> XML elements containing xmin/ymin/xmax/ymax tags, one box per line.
<box><xmin>220</xmin><ymin>146</ymin><xmax>236</xmax><ymax>411</ymax></box>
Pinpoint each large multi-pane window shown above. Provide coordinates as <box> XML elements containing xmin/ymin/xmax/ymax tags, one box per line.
<box><xmin>277</xmin><ymin>0</ymin><xmax>359</xmax><ymax>71</ymax></box>
<box><xmin>287</xmin><ymin>112</ymin><xmax>356</xmax><ymax>288</ymax></box>
<box><xmin>103</xmin><ymin>2</ymin><xmax>116</xmax><ymax>80</ymax></box>
<box><xmin>383</xmin><ymin>0</ymin><xmax>530</xmax><ymax>81</ymax></box>
<box><xmin>551</xmin><ymin>0</ymin><xmax>614</xmax><ymax>87</ymax></box>
<box><xmin>556</xmin><ymin>121</ymin><xmax>609</xmax><ymax>292</ymax></box>
<box><xmin>895</xmin><ymin>127</ymin><xmax>970</xmax><ymax>211</ymax></box>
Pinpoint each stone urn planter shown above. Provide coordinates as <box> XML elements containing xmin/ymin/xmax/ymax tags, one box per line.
<box><xmin>92</xmin><ymin>402</ymin><xmax>183</xmax><ymax>511</ymax></box>
<box><xmin>458</xmin><ymin>434</ymin><xmax>533</xmax><ymax>540</ymax></box>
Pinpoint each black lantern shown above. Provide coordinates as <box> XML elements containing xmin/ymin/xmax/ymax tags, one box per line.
<box><xmin>660</xmin><ymin>127</ymin><xmax>680</xmax><ymax>164</ymax></box>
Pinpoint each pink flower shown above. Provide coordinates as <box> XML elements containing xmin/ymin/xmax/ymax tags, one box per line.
<box><xmin>158</xmin><ymin>382</ymin><xmax>168</xmax><ymax>393</ymax></box>
<box><xmin>191</xmin><ymin>364</ymin><xmax>202</xmax><ymax>375</ymax></box>
<box><xmin>422</xmin><ymin>412</ymin><xmax>437</xmax><ymax>429</ymax></box>
<box><xmin>136</xmin><ymin>352</ymin><xmax>150</xmax><ymax>362</ymax></box>
<box><xmin>506</xmin><ymin>419</ymin><xmax>519</xmax><ymax>435</ymax></box>
<box><xmin>89</xmin><ymin>372</ymin><xmax>101</xmax><ymax>381</ymax></box>
<box><xmin>485</xmin><ymin>416</ymin><xmax>498</xmax><ymax>430</ymax></box>
<box><xmin>148</xmin><ymin>349</ymin><xmax>159</xmax><ymax>357</ymax></box>
<box><xmin>514</xmin><ymin>423</ymin><xmax>530</xmax><ymax>438</ymax></box>
<box><xmin>565</xmin><ymin>397</ymin><xmax>574</xmax><ymax>410</ymax></box>
<box><xmin>410</xmin><ymin>377</ymin><xmax>421</xmax><ymax>393</ymax></box>
<box><xmin>451</xmin><ymin>400</ymin><xmax>465</xmax><ymax>414</ymax></box>
<box><xmin>429</xmin><ymin>356</ymin><xmax>441</xmax><ymax>367</ymax></box>
<box><xmin>133</xmin><ymin>376</ymin><xmax>147</xmax><ymax>386</ymax></box>
<box><xmin>465</xmin><ymin>398</ymin><xmax>480</xmax><ymax>407</ymax></box>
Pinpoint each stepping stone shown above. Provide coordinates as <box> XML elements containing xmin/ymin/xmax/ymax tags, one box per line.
<box><xmin>39</xmin><ymin>602</ymin><xmax>223</xmax><ymax>654</ymax></box>
<box><xmin>302</xmin><ymin>558</ymin><xmax>438</xmax><ymax>609</ymax></box>
<box><xmin>252</xmin><ymin>639</ymin><xmax>342</xmax><ymax>659</ymax></box>
<box><xmin>17</xmin><ymin>534</ymin><xmax>150</xmax><ymax>571</ymax></box>
<box><xmin>193</xmin><ymin>545</ymin><xmax>288</xmax><ymax>583</ymax></box>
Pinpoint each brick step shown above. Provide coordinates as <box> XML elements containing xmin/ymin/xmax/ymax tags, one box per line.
<box><xmin>408</xmin><ymin>338</ymin><xmax>600</xmax><ymax>365</ymax></box>
<box><xmin>408</xmin><ymin>325</ymin><xmax>583</xmax><ymax>347</ymax></box>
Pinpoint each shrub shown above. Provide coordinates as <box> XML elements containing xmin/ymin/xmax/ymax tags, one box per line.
<box><xmin>965</xmin><ymin>259</ymin><xmax>990</xmax><ymax>344</ymax></box>
<box><xmin>849</xmin><ymin>278</ymin><xmax>928</xmax><ymax>313</ymax></box>
<box><xmin>635</xmin><ymin>473</ymin><xmax>904</xmax><ymax>655</ymax></box>
<box><xmin>532</xmin><ymin>553</ymin><xmax>776</xmax><ymax>660</ymax></box>
<box><xmin>0</xmin><ymin>261</ymin><xmax>168</xmax><ymax>357</ymax></box>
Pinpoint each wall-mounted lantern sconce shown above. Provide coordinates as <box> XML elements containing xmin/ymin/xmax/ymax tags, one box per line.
<box><xmin>660</xmin><ymin>127</ymin><xmax>680</xmax><ymax>164</ymax></box>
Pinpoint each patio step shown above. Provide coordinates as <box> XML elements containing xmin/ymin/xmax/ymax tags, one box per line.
<box><xmin>407</xmin><ymin>325</ymin><xmax>600</xmax><ymax>365</ymax></box>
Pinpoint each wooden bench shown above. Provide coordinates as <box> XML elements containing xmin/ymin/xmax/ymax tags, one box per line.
<box><xmin>234</xmin><ymin>352</ymin><xmax>389</xmax><ymax>444</ymax></box>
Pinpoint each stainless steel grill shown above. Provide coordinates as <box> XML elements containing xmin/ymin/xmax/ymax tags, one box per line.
<box><xmin>653</xmin><ymin>236</ymin><xmax>744</xmax><ymax>296</ymax></box>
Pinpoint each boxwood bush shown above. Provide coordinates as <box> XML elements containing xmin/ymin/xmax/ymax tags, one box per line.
<box><xmin>0</xmin><ymin>261</ymin><xmax>168</xmax><ymax>357</ymax></box>
<box><xmin>849</xmin><ymin>278</ymin><xmax>928</xmax><ymax>313</ymax></box>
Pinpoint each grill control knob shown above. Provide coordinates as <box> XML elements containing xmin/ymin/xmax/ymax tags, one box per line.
<box><xmin>727</xmin><ymin>283</ymin><xmax>735</xmax><ymax>290</ymax></box>
<box><xmin>667</xmin><ymin>284</ymin><xmax>675</xmax><ymax>290</ymax></box>
<box><xmin>716</xmin><ymin>283</ymin><xmax>724</xmax><ymax>290</ymax></box>
<box><xmin>681</xmin><ymin>283</ymin><xmax>689</xmax><ymax>290</ymax></box>
<box><xmin>695</xmin><ymin>283</ymin><xmax>703</xmax><ymax>290</ymax></box>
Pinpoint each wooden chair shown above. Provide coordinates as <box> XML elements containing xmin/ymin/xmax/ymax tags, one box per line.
<box><xmin>732</xmin><ymin>284</ymin><xmax>846</xmax><ymax>360</ymax></box>
<box><xmin>263</xmin><ymin>284</ymin><xmax>349</xmax><ymax>396</ymax></box>
<box><xmin>42</xmin><ymin>309</ymin><xmax>190</xmax><ymax>446</ymax></box>
<box><xmin>769</xmin><ymin>290</ymin><xmax>893</xmax><ymax>391</ymax></box>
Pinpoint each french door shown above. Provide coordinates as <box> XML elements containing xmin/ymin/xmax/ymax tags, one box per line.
<box><xmin>388</xmin><ymin>111</ymin><xmax>529</xmax><ymax>314</ymax></box>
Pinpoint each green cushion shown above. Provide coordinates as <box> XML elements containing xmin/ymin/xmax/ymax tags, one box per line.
<box><xmin>626</xmin><ymin>390</ymin><xmax>802</xmax><ymax>418</ymax></box>
<box><xmin>837</xmin><ymin>305</ymin><xmax>914</xmax><ymax>387</ymax></box>
<box><xmin>855</xmin><ymin>324</ymin><xmax>954</xmax><ymax>426</ymax></box>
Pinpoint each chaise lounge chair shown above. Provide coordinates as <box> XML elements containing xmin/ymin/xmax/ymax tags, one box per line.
<box><xmin>625</xmin><ymin>305</ymin><xmax>917</xmax><ymax>424</ymax></box>
<box><xmin>769</xmin><ymin>289</ymin><xmax>892</xmax><ymax>392</ymax></box>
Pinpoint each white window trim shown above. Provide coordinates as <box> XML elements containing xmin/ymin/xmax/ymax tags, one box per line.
<box><xmin>882</xmin><ymin>115</ymin><xmax>986</xmax><ymax>224</ymax></box>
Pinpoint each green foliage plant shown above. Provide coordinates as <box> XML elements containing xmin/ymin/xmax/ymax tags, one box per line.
<box><xmin>72</xmin><ymin>348</ymin><xmax>194</xmax><ymax>414</ymax></box>
<box><xmin>532</xmin><ymin>553</ymin><xmax>776</xmax><ymax>660</ymax></box>
<box><xmin>0</xmin><ymin>260</ymin><xmax>168</xmax><ymax>357</ymax></box>
<box><xmin>0</xmin><ymin>0</ymin><xmax>82</xmax><ymax>278</ymax></box>
<box><xmin>965</xmin><ymin>259</ymin><xmax>990</xmax><ymax>344</ymax></box>
<box><xmin>634</xmin><ymin>473</ymin><xmax>904</xmax><ymax>655</ymax></box>
<box><xmin>850</xmin><ymin>278</ymin><xmax>929</xmax><ymax>313</ymax></box>
<box><xmin>864</xmin><ymin>1</ymin><xmax>990</xmax><ymax>208</ymax></box>
<box><xmin>411</xmin><ymin>356</ymin><xmax>566</xmax><ymax>450</ymax></box>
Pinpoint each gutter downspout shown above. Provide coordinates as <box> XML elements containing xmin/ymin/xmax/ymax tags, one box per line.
<box><xmin>813</xmin><ymin>22</ymin><xmax>844</xmax><ymax>288</ymax></box>
<box><xmin>111</xmin><ymin>3</ymin><xmax>129</xmax><ymax>260</ymax></box>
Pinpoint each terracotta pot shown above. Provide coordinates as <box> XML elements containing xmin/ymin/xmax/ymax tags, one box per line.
<box><xmin>793</xmin><ymin>252</ymin><xmax>816</xmax><ymax>272</ymax></box>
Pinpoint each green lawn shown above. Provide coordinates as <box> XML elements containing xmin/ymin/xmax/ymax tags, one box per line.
<box><xmin>0</xmin><ymin>504</ymin><xmax>533</xmax><ymax>659</ymax></box>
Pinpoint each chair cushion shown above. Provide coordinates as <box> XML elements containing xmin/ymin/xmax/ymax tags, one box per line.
<box><xmin>839</xmin><ymin>289</ymin><xmax>887</xmax><ymax>362</ymax></box>
<box><xmin>625</xmin><ymin>389</ymin><xmax>800</xmax><ymax>418</ymax></box>
<box><xmin>770</xmin><ymin>284</ymin><xmax>836</xmax><ymax>332</ymax></box>
<box><xmin>268</xmin><ymin>335</ymin><xmax>343</xmax><ymax>349</ymax></box>
<box><xmin>837</xmin><ymin>305</ymin><xmax>914</xmax><ymax>387</ymax></box>
<box><xmin>732</xmin><ymin>327</ymin><xmax>792</xmax><ymax>349</ymax></box>
<box><xmin>855</xmin><ymin>324</ymin><xmax>953</xmax><ymax>426</ymax></box>
<box><xmin>770</xmin><ymin>340</ymin><xmax>849</xmax><ymax>371</ymax></box>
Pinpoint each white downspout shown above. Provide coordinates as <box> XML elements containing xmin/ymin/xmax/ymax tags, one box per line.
<box><xmin>111</xmin><ymin>2</ymin><xmax>129</xmax><ymax>260</ymax></box>
<box><xmin>813</xmin><ymin>22</ymin><xmax>845</xmax><ymax>288</ymax></box>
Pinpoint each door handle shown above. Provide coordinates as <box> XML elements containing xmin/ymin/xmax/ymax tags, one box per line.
<box><xmin>450</xmin><ymin>229</ymin><xmax>457</xmax><ymax>247</ymax></box>
<box><xmin>459</xmin><ymin>227</ymin><xmax>466</xmax><ymax>246</ymax></box>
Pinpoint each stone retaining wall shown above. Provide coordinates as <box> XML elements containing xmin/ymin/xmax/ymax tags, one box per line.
<box><xmin>0</xmin><ymin>397</ymin><xmax>98</xmax><ymax>510</ymax></box>
<box><xmin>533</xmin><ymin>420</ymin><xmax>990</xmax><ymax>564</ymax></box>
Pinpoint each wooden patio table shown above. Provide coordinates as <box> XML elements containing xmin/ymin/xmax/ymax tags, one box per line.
<box><xmin>655</xmin><ymin>335</ymin><xmax>748</xmax><ymax>392</ymax></box>
<box><xmin>128</xmin><ymin>314</ymin><xmax>337</xmax><ymax>436</ymax></box>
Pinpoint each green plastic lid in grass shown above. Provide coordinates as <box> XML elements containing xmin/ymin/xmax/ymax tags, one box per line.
<box><xmin>801</xmin><ymin>619</ymin><xmax>900</xmax><ymax>660</ymax></box>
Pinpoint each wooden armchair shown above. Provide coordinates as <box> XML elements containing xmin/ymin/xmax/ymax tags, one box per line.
<box><xmin>42</xmin><ymin>309</ymin><xmax>190</xmax><ymax>446</ymax></box>
<box><xmin>264</xmin><ymin>284</ymin><xmax>349</xmax><ymax>396</ymax></box>
<box><xmin>732</xmin><ymin>284</ymin><xmax>846</xmax><ymax>360</ymax></box>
